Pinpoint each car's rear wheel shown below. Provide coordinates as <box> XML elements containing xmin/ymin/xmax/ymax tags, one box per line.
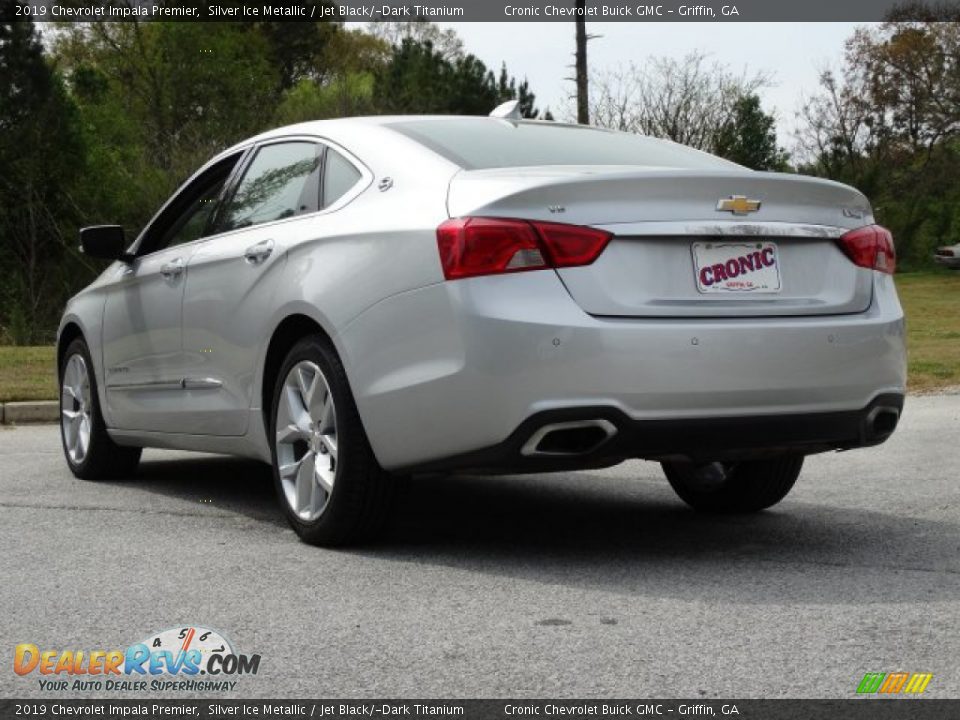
<box><xmin>270</xmin><ymin>335</ymin><xmax>394</xmax><ymax>546</ymax></box>
<box><xmin>661</xmin><ymin>456</ymin><xmax>803</xmax><ymax>513</ymax></box>
<box><xmin>59</xmin><ymin>338</ymin><xmax>141</xmax><ymax>480</ymax></box>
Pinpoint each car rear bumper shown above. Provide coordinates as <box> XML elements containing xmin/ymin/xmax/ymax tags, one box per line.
<box><xmin>403</xmin><ymin>393</ymin><xmax>904</xmax><ymax>473</ymax></box>
<box><xmin>933</xmin><ymin>253</ymin><xmax>960</xmax><ymax>268</ymax></box>
<box><xmin>339</xmin><ymin>271</ymin><xmax>907</xmax><ymax>471</ymax></box>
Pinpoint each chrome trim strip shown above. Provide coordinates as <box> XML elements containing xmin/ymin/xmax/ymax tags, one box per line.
<box><xmin>106</xmin><ymin>380</ymin><xmax>183</xmax><ymax>392</ymax></box>
<box><xmin>594</xmin><ymin>221</ymin><xmax>853</xmax><ymax>239</ymax></box>
<box><xmin>182</xmin><ymin>378</ymin><xmax>223</xmax><ymax>390</ymax></box>
<box><xmin>107</xmin><ymin>377</ymin><xmax>222</xmax><ymax>391</ymax></box>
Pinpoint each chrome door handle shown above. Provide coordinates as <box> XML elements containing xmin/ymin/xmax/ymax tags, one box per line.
<box><xmin>160</xmin><ymin>258</ymin><xmax>184</xmax><ymax>279</ymax></box>
<box><xmin>244</xmin><ymin>239</ymin><xmax>274</xmax><ymax>264</ymax></box>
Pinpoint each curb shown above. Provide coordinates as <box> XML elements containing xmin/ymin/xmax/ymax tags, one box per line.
<box><xmin>2</xmin><ymin>401</ymin><xmax>59</xmax><ymax>424</ymax></box>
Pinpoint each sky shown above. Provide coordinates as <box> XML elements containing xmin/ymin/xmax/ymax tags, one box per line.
<box><xmin>428</xmin><ymin>22</ymin><xmax>869</xmax><ymax>150</ymax></box>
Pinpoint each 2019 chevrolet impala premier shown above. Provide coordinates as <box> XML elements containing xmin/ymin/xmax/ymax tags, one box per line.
<box><xmin>58</xmin><ymin>114</ymin><xmax>906</xmax><ymax>546</ymax></box>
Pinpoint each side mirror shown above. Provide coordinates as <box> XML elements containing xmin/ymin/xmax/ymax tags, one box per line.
<box><xmin>79</xmin><ymin>225</ymin><xmax>130</xmax><ymax>261</ymax></box>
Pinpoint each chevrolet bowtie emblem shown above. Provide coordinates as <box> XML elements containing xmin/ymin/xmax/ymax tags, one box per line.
<box><xmin>717</xmin><ymin>195</ymin><xmax>761</xmax><ymax>215</ymax></box>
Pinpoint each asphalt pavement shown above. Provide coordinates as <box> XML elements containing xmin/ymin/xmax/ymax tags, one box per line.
<box><xmin>1</xmin><ymin>394</ymin><xmax>959</xmax><ymax>699</ymax></box>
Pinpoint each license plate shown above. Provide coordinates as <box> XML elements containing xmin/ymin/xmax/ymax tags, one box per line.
<box><xmin>692</xmin><ymin>241</ymin><xmax>782</xmax><ymax>294</ymax></box>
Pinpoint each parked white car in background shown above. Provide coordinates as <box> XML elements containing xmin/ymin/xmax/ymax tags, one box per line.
<box><xmin>58</xmin><ymin>113</ymin><xmax>907</xmax><ymax>546</ymax></box>
<box><xmin>934</xmin><ymin>243</ymin><xmax>960</xmax><ymax>269</ymax></box>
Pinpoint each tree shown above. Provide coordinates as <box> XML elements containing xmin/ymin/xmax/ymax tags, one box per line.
<box><xmin>273</xmin><ymin>29</ymin><xmax>391</xmax><ymax>125</ymax></box>
<box><xmin>0</xmin><ymin>4</ymin><xmax>87</xmax><ymax>343</ymax></box>
<box><xmin>588</xmin><ymin>52</ymin><xmax>771</xmax><ymax>151</ymax></box>
<box><xmin>366</xmin><ymin>19</ymin><xmax>464</xmax><ymax>61</ymax></box>
<box><xmin>55</xmin><ymin>22</ymin><xmax>280</xmax><ymax>181</ymax></box>
<box><xmin>794</xmin><ymin>21</ymin><xmax>960</xmax><ymax>267</ymax></box>
<box><xmin>713</xmin><ymin>95</ymin><xmax>789</xmax><ymax>170</ymax></box>
<box><xmin>373</xmin><ymin>38</ymin><xmax>546</xmax><ymax>118</ymax></box>
<box><xmin>496</xmin><ymin>64</ymin><xmax>548</xmax><ymax>119</ymax></box>
<box><xmin>794</xmin><ymin>69</ymin><xmax>876</xmax><ymax>185</ymax></box>
<box><xmin>248</xmin><ymin>19</ymin><xmax>342</xmax><ymax>90</ymax></box>
<box><xmin>574</xmin><ymin>5</ymin><xmax>589</xmax><ymax>124</ymax></box>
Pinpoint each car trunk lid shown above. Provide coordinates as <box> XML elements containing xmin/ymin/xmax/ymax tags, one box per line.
<box><xmin>447</xmin><ymin>167</ymin><xmax>875</xmax><ymax>317</ymax></box>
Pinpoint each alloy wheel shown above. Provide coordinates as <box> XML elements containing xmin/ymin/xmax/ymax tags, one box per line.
<box><xmin>275</xmin><ymin>361</ymin><xmax>338</xmax><ymax>521</ymax></box>
<box><xmin>61</xmin><ymin>354</ymin><xmax>93</xmax><ymax>465</ymax></box>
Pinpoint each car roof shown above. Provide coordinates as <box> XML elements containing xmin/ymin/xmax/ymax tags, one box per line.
<box><xmin>218</xmin><ymin>116</ymin><xmax>579</xmax><ymax>157</ymax></box>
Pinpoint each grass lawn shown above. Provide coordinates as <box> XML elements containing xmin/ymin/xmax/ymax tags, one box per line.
<box><xmin>895</xmin><ymin>270</ymin><xmax>960</xmax><ymax>392</ymax></box>
<box><xmin>0</xmin><ymin>271</ymin><xmax>956</xmax><ymax>402</ymax></box>
<box><xmin>0</xmin><ymin>345</ymin><xmax>56</xmax><ymax>403</ymax></box>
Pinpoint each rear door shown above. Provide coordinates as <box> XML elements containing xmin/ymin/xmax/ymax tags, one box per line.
<box><xmin>180</xmin><ymin>139</ymin><xmax>362</xmax><ymax>436</ymax></box>
<box><xmin>179</xmin><ymin>139</ymin><xmax>367</xmax><ymax>436</ymax></box>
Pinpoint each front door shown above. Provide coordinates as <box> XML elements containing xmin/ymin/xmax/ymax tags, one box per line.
<box><xmin>101</xmin><ymin>153</ymin><xmax>242</xmax><ymax>432</ymax></box>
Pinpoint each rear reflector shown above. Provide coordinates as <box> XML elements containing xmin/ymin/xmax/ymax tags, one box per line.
<box><xmin>436</xmin><ymin>217</ymin><xmax>612</xmax><ymax>281</ymax></box>
<box><xmin>838</xmin><ymin>225</ymin><xmax>896</xmax><ymax>275</ymax></box>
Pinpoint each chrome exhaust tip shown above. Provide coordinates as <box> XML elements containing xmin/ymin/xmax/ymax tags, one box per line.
<box><xmin>520</xmin><ymin>419</ymin><xmax>618</xmax><ymax>457</ymax></box>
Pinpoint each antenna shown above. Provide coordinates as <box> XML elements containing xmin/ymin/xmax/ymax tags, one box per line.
<box><xmin>489</xmin><ymin>100</ymin><xmax>522</xmax><ymax>120</ymax></box>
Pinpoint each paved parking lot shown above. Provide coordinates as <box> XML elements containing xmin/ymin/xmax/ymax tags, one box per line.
<box><xmin>2</xmin><ymin>394</ymin><xmax>959</xmax><ymax>698</ymax></box>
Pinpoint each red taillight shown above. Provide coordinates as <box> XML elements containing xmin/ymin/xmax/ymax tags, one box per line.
<box><xmin>838</xmin><ymin>224</ymin><xmax>896</xmax><ymax>274</ymax></box>
<box><xmin>436</xmin><ymin>217</ymin><xmax>612</xmax><ymax>281</ymax></box>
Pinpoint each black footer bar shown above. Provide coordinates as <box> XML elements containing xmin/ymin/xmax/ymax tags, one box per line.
<box><xmin>3</xmin><ymin>699</ymin><xmax>959</xmax><ymax>720</ymax></box>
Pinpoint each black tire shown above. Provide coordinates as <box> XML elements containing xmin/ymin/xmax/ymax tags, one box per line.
<box><xmin>662</xmin><ymin>455</ymin><xmax>803</xmax><ymax>513</ymax></box>
<box><xmin>269</xmin><ymin>334</ymin><xmax>395</xmax><ymax>546</ymax></box>
<box><xmin>59</xmin><ymin>338</ymin><xmax>142</xmax><ymax>480</ymax></box>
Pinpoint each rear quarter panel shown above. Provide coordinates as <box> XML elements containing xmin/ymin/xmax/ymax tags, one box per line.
<box><xmin>251</xmin><ymin>126</ymin><xmax>457</xmax><ymax>428</ymax></box>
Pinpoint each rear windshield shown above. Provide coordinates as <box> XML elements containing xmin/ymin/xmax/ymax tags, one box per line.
<box><xmin>387</xmin><ymin>118</ymin><xmax>741</xmax><ymax>171</ymax></box>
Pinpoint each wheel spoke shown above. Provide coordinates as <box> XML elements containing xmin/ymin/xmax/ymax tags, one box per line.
<box><xmin>66</xmin><ymin>413</ymin><xmax>80</xmax><ymax>449</ymax></box>
<box><xmin>318</xmin><ymin>389</ymin><xmax>334</xmax><ymax>432</ymax></box>
<box><xmin>276</xmin><ymin>423</ymin><xmax>307</xmax><ymax>444</ymax></box>
<box><xmin>296</xmin><ymin>366</ymin><xmax>319</xmax><ymax>415</ymax></box>
<box><xmin>280</xmin><ymin>385</ymin><xmax>311</xmax><ymax>436</ymax></box>
<box><xmin>77</xmin><ymin>415</ymin><xmax>91</xmax><ymax>459</ymax></box>
<box><xmin>319</xmin><ymin>432</ymin><xmax>337</xmax><ymax>461</ymax></box>
<box><xmin>315</xmin><ymin>457</ymin><xmax>334</xmax><ymax>494</ymax></box>
<box><xmin>79</xmin><ymin>379</ymin><xmax>91</xmax><ymax>406</ymax></box>
<box><xmin>62</xmin><ymin>358</ymin><xmax>78</xmax><ymax>392</ymax></box>
<box><xmin>278</xmin><ymin>455</ymin><xmax>305</xmax><ymax>480</ymax></box>
<box><xmin>295</xmin><ymin>452</ymin><xmax>317</xmax><ymax>515</ymax></box>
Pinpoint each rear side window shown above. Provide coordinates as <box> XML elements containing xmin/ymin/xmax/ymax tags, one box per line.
<box><xmin>323</xmin><ymin>148</ymin><xmax>362</xmax><ymax>208</ymax></box>
<box><xmin>218</xmin><ymin>142</ymin><xmax>321</xmax><ymax>231</ymax></box>
<box><xmin>387</xmin><ymin>118</ymin><xmax>741</xmax><ymax>171</ymax></box>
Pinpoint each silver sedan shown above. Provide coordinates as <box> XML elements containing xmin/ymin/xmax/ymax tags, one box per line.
<box><xmin>58</xmin><ymin>113</ymin><xmax>907</xmax><ymax>545</ymax></box>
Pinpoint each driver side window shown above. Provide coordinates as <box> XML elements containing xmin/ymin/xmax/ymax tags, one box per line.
<box><xmin>160</xmin><ymin>175</ymin><xmax>229</xmax><ymax>250</ymax></box>
<box><xmin>138</xmin><ymin>152</ymin><xmax>242</xmax><ymax>256</ymax></box>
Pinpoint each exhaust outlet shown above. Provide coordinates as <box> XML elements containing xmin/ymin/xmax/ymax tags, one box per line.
<box><xmin>521</xmin><ymin>419</ymin><xmax>617</xmax><ymax>457</ymax></box>
<box><xmin>866</xmin><ymin>406</ymin><xmax>900</xmax><ymax>439</ymax></box>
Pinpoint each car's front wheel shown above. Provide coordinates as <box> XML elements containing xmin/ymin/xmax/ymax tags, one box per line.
<box><xmin>59</xmin><ymin>338</ymin><xmax>141</xmax><ymax>480</ymax></box>
<box><xmin>661</xmin><ymin>456</ymin><xmax>803</xmax><ymax>513</ymax></box>
<box><xmin>270</xmin><ymin>335</ymin><xmax>394</xmax><ymax>546</ymax></box>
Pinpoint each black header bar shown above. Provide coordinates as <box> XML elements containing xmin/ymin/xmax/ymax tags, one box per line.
<box><xmin>7</xmin><ymin>0</ymin><xmax>960</xmax><ymax>22</ymax></box>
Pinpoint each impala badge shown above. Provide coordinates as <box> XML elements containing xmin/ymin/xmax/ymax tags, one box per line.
<box><xmin>717</xmin><ymin>195</ymin><xmax>761</xmax><ymax>215</ymax></box>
